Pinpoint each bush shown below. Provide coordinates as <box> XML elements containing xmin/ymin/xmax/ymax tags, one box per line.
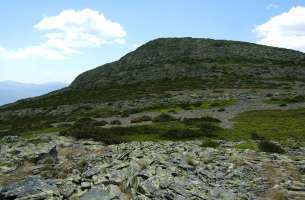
<box><xmin>161</xmin><ymin>129</ymin><xmax>197</xmax><ymax>139</ymax></box>
<box><xmin>61</xmin><ymin>125</ymin><xmax>125</xmax><ymax>145</ymax></box>
<box><xmin>250</xmin><ymin>131</ymin><xmax>265</xmax><ymax>140</ymax></box>
<box><xmin>192</xmin><ymin>102</ymin><xmax>203</xmax><ymax>107</ymax></box>
<box><xmin>56</xmin><ymin>123</ymin><xmax>73</xmax><ymax>128</ymax></box>
<box><xmin>130</xmin><ymin>115</ymin><xmax>152</xmax><ymax>123</ymax></box>
<box><xmin>201</xmin><ymin>139</ymin><xmax>219</xmax><ymax>148</ymax></box>
<box><xmin>152</xmin><ymin>113</ymin><xmax>176</xmax><ymax>123</ymax></box>
<box><xmin>210</xmin><ymin>102</ymin><xmax>221</xmax><ymax>107</ymax></box>
<box><xmin>93</xmin><ymin>120</ymin><xmax>108</xmax><ymax>126</ymax></box>
<box><xmin>258</xmin><ymin>140</ymin><xmax>285</xmax><ymax>154</ymax></box>
<box><xmin>179</xmin><ymin>103</ymin><xmax>192</xmax><ymax>110</ymax></box>
<box><xmin>74</xmin><ymin>117</ymin><xmax>96</xmax><ymax>127</ymax></box>
<box><xmin>199</xmin><ymin>122</ymin><xmax>219</xmax><ymax>138</ymax></box>
<box><xmin>110</xmin><ymin>120</ymin><xmax>122</xmax><ymax>125</ymax></box>
<box><xmin>288</xmin><ymin>95</ymin><xmax>305</xmax><ymax>103</ymax></box>
<box><xmin>266</xmin><ymin>93</ymin><xmax>273</xmax><ymax>97</ymax></box>
<box><xmin>182</xmin><ymin>116</ymin><xmax>221</xmax><ymax>124</ymax></box>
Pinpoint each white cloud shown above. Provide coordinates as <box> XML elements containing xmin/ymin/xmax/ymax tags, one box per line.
<box><xmin>267</xmin><ymin>3</ymin><xmax>280</xmax><ymax>10</ymax></box>
<box><xmin>254</xmin><ymin>6</ymin><xmax>305</xmax><ymax>52</ymax></box>
<box><xmin>0</xmin><ymin>9</ymin><xmax>126</xmax><ymax>60</ymax></box>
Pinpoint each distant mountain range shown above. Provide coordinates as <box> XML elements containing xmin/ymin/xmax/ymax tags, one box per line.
<box><xmin>0</xmin><ymin>81</ymin><xmax>67</xmax><ymax>105</ymax></box>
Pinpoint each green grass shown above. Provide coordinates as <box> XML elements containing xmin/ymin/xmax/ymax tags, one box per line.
<box><xmin>62</xmin><ymin>108</ymin><xmax>305</xmax><ymax>144</ymax></box>
<box><xmin>223</xmin><ymin>108</ymin><xmax>305</xmax><ymax>142</ymax></box>
<box><xmin>201</xmin><ymin>139</ymin><xmax>220</xmax><ymax>148</ymax></box>
<box><xmin>200</xmin><ymin>99</ymin><xmax>238</xmax><ymax>109</ymax></box>
<box><xmin>143</xmin><ymin>99</ymin><xmax>238</xmax><ymax>114</ymax></box>
<box><xmin>21</xmin><ymin>127</ymin><xmax>66</xmax><ymax>140</ymax></box>
<box><xmin>62</xmin><ymin>117</ymin><xmax>222</xmax><ymax>143</ymax></box>
<box><xmin>145</xmin><ymin>106</ymin><xmax>182</xmax><ymax>113</ymax></box>
<box><xmin>265</xmin><ymin>95</ymin><xmax>305</xmax><ymax>105</ymax></box>
<box><xmin>235</xmin><ymin>141</ymin><xmax>258</xmax><ymax>150</ymax></box>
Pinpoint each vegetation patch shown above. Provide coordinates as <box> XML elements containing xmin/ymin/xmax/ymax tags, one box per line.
<box><xmin>258</xmin><ymin>140</ymin><xmax>285</xmax><ymax>154</ymax></box>
<box><xmin>200</xmin><ymin>99</ymin><xmax>238</xmax><ymax>109</ymax></box>
<box><xmin>21</xmin><ymin>127</ymin><xmax>66</xmax><ymax>140</ymax></box>
<box><xmin>235</xmin><ymin>141</ymin><xmax>258</xmax><ymax>150</ymax></box>
<box><xmin>130</xmin><ymin>115</ymin><xmax>152</xmax><ymax>123</ymax></box>
<box><xmin>220</xmin><ymin>108</ymin><xmax>305</xmax><ymax>142</ymax></box>
<box><xmin>265</xmin><ymin>95</ymin><xmax>305</xmax><ymax>105</ymax></box>
<box><xmin>201</xmin><ymin>139</ymin><xmax>220</xmax><ymax>148</ymax></box>
<box><xmin>62</xmin><ymin>116</ymin><xmax>223</xmax><ymax>142</ymax></box>
<box><xmin>152</xmin><ymin>113</ymin><xmax>177</xmax><ymax>123</ymax></box>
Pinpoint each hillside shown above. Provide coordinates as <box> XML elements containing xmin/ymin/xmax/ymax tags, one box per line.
<box><xmin>71</xmin><ymin>37</ymin><xmax>305</xmax><ymax>89</ymax></box>
<box><xmin>1</xmin><ymin>38</ymin><xmax>305</xmax><ymax>199</ymax></box>
<box><xmin>2</xmin><ymin>37</ymin><xmax>305</xmax><ymax>111</ymax></box>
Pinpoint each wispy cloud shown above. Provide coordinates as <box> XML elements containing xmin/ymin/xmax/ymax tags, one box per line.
<box><xmin>254</xmin><ymin>6</ymin><xmax>305</xmax><ymax>52</ymax></box>
<box><xmin>266</xmin><ymin>3</ymin><xmax>280</xmax><ymax>10</ymax></box>
<box><xmin>0</xmin><ymin>9</ymin><xmax>126</xmax><ymax>60</ymax></box>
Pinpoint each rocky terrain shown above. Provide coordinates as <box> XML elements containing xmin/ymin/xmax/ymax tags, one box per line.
<box><xmin>1</xmin><ymin>38</ymin><xmax>305</xmax><ymax>200</ymax></box>
<box><xmin>1</xmin><ymin>134</ymin><xmax>305</xmax><ymax>200</ymax></box>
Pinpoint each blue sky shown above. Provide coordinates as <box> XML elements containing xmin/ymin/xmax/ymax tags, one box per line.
<box><xmin>0</xmin><ymin>0</ymin><xmax>305</xmax><ymax>84</ymax></box>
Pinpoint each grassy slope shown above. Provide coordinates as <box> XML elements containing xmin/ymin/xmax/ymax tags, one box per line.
<box><xmin>220</xmin><ymin>108</ymin><xmax>305</xmax><ymax>142</ymax></box>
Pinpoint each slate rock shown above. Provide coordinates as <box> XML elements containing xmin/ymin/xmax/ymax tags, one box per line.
<box><xmin>0</xmin><ymin>176</ymin><xmax>59</xmax><ymax>199</ymax></box>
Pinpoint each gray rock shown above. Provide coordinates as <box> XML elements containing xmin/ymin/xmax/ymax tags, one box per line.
<box><xmin>138</xmin><ymin>176</ymin><xmax>159</xmax><ymax>194</ymax></box>
<box><xmin>81</xmin><ymin>182</ymin><xmax>91</xmax><ymax>190</ymax></box>
<box><xmin>0</xmin><ymin>176</ymin><xmax>59</xmax><ymax>199</ymax></box>
<box><xmin>33</xmin><ymin>145</ymin><xmax>58</xmax><ymax>165</ymax></box>
<box><xmin>59</xmin><ymin>181</ymin><xmax>76</xmax><ymax>198</ymax></box>
<box><xmin>1</xmin><ymin>135</ymin><xmax>19</xmax><ymax>143</ymax></box>
<box><xmin>80</xmin><ymin>187</ymin><xmax>117</xmax><ymax>200</ymax></box>
<box><xmin>83</xmin><ymin>167</ymin><xmax>100</xmax><ymax>178</ymax></box>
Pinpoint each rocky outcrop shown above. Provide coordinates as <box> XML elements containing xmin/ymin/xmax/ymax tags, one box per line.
<box><xmin>0</xmin><ymin>176</ymin><xmax>59</xmax><ymax>199</ymax></box>
<box><xmin>0</xmin><ymin>134</ymin><xmax>305</xmax><ymax>199</ymax></box>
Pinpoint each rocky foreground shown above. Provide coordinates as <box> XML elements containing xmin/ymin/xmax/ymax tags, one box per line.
<box><xmin>0</xmin><ymin>134</ymin><xmax>305</xmax><ymax>200</ymax></box>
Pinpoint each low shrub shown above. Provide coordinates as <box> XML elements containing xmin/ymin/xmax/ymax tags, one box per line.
<box><xmin>93</xmin><ymin>120</ymin><xmax>108</xmax><ymax>126</ymax></box>
<box><xmin>250</xmin><ymin>131</ymin><xmax>265</xmax><ymax>140</ymax></box>
<box><xmin>182</xmin><ymin>116</ymin><xmax>221</xmax><ymax>124</ymax></box>
<box><xmin>161</xmin><ymin>129</ymin><xmax>197</xmax><ymax>139</ymax></box>
<box><xmin>179</xmin><ymin>103</ymin><xmax>192</xmax><ymax>110</ymax></box>
<box><xmin>235</xmin><ymin>141</ymin><xmax>258</xmax><ymax>150</ymax></box>
<box><xmin>266</xmin><ymin>93</ymin><xmax>273</xmax><ymax>97</ymax></box>
<box><xmin>201</xmin><ymin>139</ymin><xmax>219</xmax><ymax>148</ymax></box>
<box><xmin>288</xmin><ymin>95</ymin><xmax>305</xmax><ymax>103</ymax></box>
<box><xmin>110</xmin><ymin>120</ymin><xmax>122</xmax><ymax>125</ymax></box>
<box><xmin>258</xmin><ymin>140</ymin><xmax>285</xmax><ymax>154</ymax></box>
<box><xmin>199</xmin><ymin>122</ymin><xmax>220</xmax><ymax>138</ymax></box>
<box><xmin>130</xmin><ymin>115</ymin><xmax>152</xmax><ymax>123</ymax></box>
<box><xmin>62</xmin><ymin>125</ymin><xmax>125</xmax><ymax>145</ymax></box>
<box><xmin>210</xmin><ymin>102</ymin><xmax>221</xmax><ymax>107</ymax></box>
<box><xmin>152</xmin><ymin>113</ymin><xmax>176</xmax><ymax>123</ymax></box>
<box><xmin>56</xmin><ymin>123</ymin><xmax>73</xmax><ymax>128</ymax></box>
<box><xmin>74</xmin><ymin>117</ymin><xmax>96</xmax><ymax>127</ymax></box>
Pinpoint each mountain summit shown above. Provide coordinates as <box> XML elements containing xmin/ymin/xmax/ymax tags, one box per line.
<box><xmin>2</xmin><ymin>37</ymin><xmax>305</xmax><ymax>110</ymax></box>
<box><xmin>71</xmin><ymin>37</ymin><xmax>305</xmax><ymax>89</ymax></box>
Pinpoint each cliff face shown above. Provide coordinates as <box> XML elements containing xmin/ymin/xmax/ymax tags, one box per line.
<box><xmin>70</xmin><ymin>37</ymin><xmax>305</xmax><ymax>89</ymax></box>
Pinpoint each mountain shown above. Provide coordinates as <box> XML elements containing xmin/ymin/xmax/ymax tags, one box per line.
<box><xmin>0</xmin><ymin>81</ymin><xmax>67</xmax><ymax>106</ymax></box>
<box><xmin>2</xmin><ymin>37</ymin><xmax>305</xmax><ymax>111</ymax></box>
<box><xmin>71</xmin><ymin>37</ymin><xmax>305</xmax><ymax>89</ymax></box>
